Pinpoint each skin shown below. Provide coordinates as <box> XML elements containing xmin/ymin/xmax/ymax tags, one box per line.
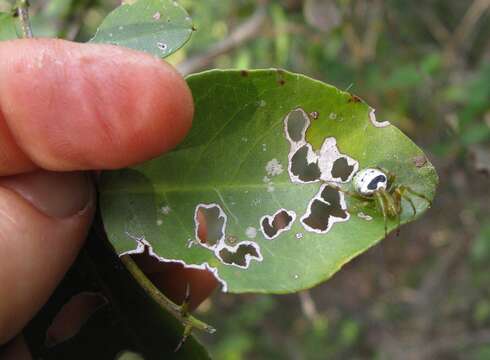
<box><xmin>0</xmin><ymin>39</ymin><xmax>218</xmax><ymax>357</ymax></box>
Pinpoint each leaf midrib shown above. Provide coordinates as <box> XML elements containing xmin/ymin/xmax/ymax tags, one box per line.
<box><xmin>103</xmin><ymin>181</ymin><xmax>322</xmax><ymax>194</ymax></box>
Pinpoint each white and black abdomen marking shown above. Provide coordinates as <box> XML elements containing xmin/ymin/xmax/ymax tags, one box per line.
<box><xmin>353</xmin><ymin>168</ymin><xmax>388</xmax><ymax>196</ymax></box>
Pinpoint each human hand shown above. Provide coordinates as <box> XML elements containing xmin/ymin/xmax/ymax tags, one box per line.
<box><xmin>0</xmin><ymin>39</ymin><xmax>217</xmax><ymax>356</ymax></box>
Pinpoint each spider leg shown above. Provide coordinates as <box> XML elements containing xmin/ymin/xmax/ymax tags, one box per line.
<box><xmin>333</xmin><ymin>186</ymin><xmax>371</xmax><ymax>201</ymax></box>
<box><xmin>392</xmin><ymin>189</ymin><xmax>402</xmax><ymax>236</ymax></box>
<box><xmin>175</xmin><ymin>324</ymin><xmax>193</xmax><ymax>352</ymax></box>
<box><xmin>399</xmin><ymin>185</ymin><xmax>432</xmax><ymax>207</ymax></box>
<box><xmin>375</xmin><ymin>192</ymin><xmax>388</xmax><ymax>237</ymax></box>
<box><xmin>180</xmin><ymin>282</ymin><xmax>191</xmax><ymax>317</ymax></box>
<box><xmin>394</xmin><ymin>188</ymin><xmax>417</xmax><ymax>217</ymax></box>
<box><xmin>387</xmin><ymin>173</ymin><xmax>397</xmax><ymax>192</ymax></box>
<box><xmin>175</xmin><ymin>283</ymin><xmax>193</xmax><ymax>352</ymax></box>
<box><xmin>373</xmin><ymin>166</ymin><xmax>397</xmax><ymax>192</ymax></box>
<box><xmin>403</xmin><ymin>194</ymin><xmax>417</xmax><ymax>217</ymax></box>
<box><xmin>396</xmin><ymin>211</ymin><xmax>401</xmax><ymax>236</ymax></box>
<box><xmin>374</xmin><ymin>166</ymin><xmax>391</xmax><ymax>174</ymax></box>
<box><xmin>333</xmin><ymin>186</ymin><xmax>374</xmax><ymax>213</ymax></box>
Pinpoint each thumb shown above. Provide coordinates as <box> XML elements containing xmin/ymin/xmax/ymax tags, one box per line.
<box><xmin>0</xmin><ymin>170</ymin><xmax>94</xmax><ymax>344</ymax></box>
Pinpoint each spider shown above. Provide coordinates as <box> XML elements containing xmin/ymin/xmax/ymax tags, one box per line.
<box><xmin>340</xmin><ymin>168</ymin><xmax>432</xmax><ymax>237</ymax></box>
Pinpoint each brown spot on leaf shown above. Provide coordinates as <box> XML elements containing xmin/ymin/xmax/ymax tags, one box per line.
<box><xmin>348</xmin><ymin>94</ymin><xmax>363</xmax><ymax>103</ymax></box>
<box><xmin>413</xmin><ymin>155</ymin><xmax>427</xmax><ymax>168</ymax></box>
<box><xmin>276</xmin><ymin>69</ymin><xmax>286</xmax><ymax>86</ymax></box>
<box><xmin>240</xmin><ymin>70</ymin><xmax>249</xmax><ymax>77</ymax></box>
<box><xmin>226</xmin><ymin>235</ymin><xmax>238</xmax><ymax>245</ymax></box>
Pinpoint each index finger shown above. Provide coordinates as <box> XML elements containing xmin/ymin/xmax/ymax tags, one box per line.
<box><xmin>0</xmin><ymin>39</ymin><xmax>193</xmax><ymax>175</ymax></box>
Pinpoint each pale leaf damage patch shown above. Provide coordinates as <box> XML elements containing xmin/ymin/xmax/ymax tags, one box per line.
<box><xmin>245</xmin><ymin>226</ymin><xmax>257</xmax><ymax>239</ymax></box>
<box><xmin>284</xmin><ymin>108</ymin><xmax>358</xmax><ymax>184</ymax></box>
<box><xmin>301</xmin><ymin>184</ymin><xmax>350</xmax><ymax>234</ymax></box>
<box><xmin>317</xmin><ymin>137</ymin><xmax>358</xmax><ymax>183</ymax></box>
<box><xmin>263</xmin><ymin>175</ymin><xmax>276</xmax><ymax>193</ymax></box>
<box><xmin>260</xmin><ymin>209</ymin><xmax>297</xmax><ymax>240</ymax></box>
<box><xmin>369</xmin><ymin>108</ymin><xmax>390</xmax><ymax>128</ymax></box>
<box><xmin>160</xmin><ymin>205</ymin><xmax>171</xmax><ymax>215</ymax></box>
<box><xmin>265</xmin><ymin>158</ymin><xmax>284</xmax><ymax>177</ymax></box>
<box><xmin>357</xmin><ymin>212</ymin><xmax>373</xmax><ymax>221</ymax></box>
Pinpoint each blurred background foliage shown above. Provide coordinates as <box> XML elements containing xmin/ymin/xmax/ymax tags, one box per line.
<box><xmin>1</xmin><ymin>0</ymin><xmax>489</xmax><ymax>358</ymax></box>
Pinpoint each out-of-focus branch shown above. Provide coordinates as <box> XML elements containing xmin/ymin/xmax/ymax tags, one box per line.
<box><xmin>362</xmin><ymin>0</ymin><xmax>382</xmax><ymax>61</ymax></box>
<box><xmin>417</xmin><ymin>7</ymin><xmax>451</xmax><ymax>45</ymax></box>
<box><xmin>415</xmin><ymin>238</ymin><xmax>467</xmax><ymax>308</ymax></box>
<box><xmin>419</xmin><ymin>330</ymin><xmax>490</xmax><ymax>359</ymax></box>
<box><xmin>343</xmin><ymin>23</ymin><xmax>364</xmax><ymax>65</ymax></box>
<box><xmin>342</xmin><ymin>0</ymin><xmax>382</xmax><ymax>66</ymax></box>
<box><xmin>298</xmin><ymin>290</ymin><xmax>318</xmax><ymax>322</ymax></box>
<box><xmin>418</xmin><ymin>0</ymin><xmax>490</xmax><ymax>66</ymax></box>
<box><xmin>452</xmin><ymin>0</ymin><xmax>490</xmax><ymax>51</ymax></box>
<box><xmin>177</xmin><ymin>4</ymin><xmax>267</xmax><ymax>76</ymax></box>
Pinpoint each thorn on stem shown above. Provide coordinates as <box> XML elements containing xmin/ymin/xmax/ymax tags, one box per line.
<box><xmin>180</xmin><ymin>282</ymin><xmax>191</xmax><ymax>318</ymax></box>
<box><xmin>175</xmin><ymin>282</ymin><xmax>193</xmax><ymax>352</ymax></box>
<box><xmin>174</xmin><ymin>324</ymin><xmax>193</xmax><ymax>353</ymax></box>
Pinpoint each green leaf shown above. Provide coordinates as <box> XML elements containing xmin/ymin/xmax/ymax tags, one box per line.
<box><xmin>0</xmin><ymin>12</ymin><xmax>18</xmax><ymax>41</ymax></box>
<box><xmin>90</xmin><ymin>0</ymin><xmax>193</xmax><ymax>58</ymax></box>
<box><xmin>100</xmin><ymin>69</ymin><xmax>438</xmax><ymax>294</ymax></box>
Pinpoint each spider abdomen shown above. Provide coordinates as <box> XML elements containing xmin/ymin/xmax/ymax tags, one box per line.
<box><xmin>353</xmin><ymin>168</ymin><xmax>388</xmax><ymax>196</ymax></box>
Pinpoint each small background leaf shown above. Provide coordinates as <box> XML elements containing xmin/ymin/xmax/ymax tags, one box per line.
<box><xmin>304</xmin><ymin>0</ymin><xmax>342</xmax><ymax>33</ymax></box>
<box><xmin>100</xmin><ymin>69</ymin><xmax>438</xmax><ymax>294</ymax></box>
<box><xmin>90</xmin><ymin>0</ymin><xmax>193</xmax><ymax>58</ymax></box>
<box><xmin>0</xmin><ymin>12</ymin><xmax>18</xmax><ymax>40</ymax></box>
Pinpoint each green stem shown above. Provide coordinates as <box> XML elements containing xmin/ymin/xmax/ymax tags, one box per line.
<box><xmin>15</xmin><ymin>0</ymin><xmax>33</xmax><ymax>38</ymax></box>
<box><xmin>120</xmin><ymin>255</ymin><xmax>216</xmax><ymax>335</ymax></box>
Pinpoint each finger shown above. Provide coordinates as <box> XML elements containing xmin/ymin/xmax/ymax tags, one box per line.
<box><xmin>0</xmin><ymin>170</ymin><xmax>95</xmax><ymax>344</ymax></box>
<box><xmin>0</xmin><ymin>39</ymin><xmax>193</xmax><ymax>175</ymax></box>
<box><xmin>45</xmin><ymin>292</ymin><xmax>108</xmax><ymax>348</ymax></box>
<box><xmin>0</xmin><ymin>335</ymin><xmax>32</xmax><ymax>360</ymax></box>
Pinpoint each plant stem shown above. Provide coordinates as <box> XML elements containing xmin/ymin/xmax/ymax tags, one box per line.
<box><xmin>15</xmin><ymin>0</ymin><xmax>33</xmax><ymax>38</ymax></box>
<box><xmin>120</xmin><ymin>255</ymin><xmax>216</xmax><ymax>335</ymax></box>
